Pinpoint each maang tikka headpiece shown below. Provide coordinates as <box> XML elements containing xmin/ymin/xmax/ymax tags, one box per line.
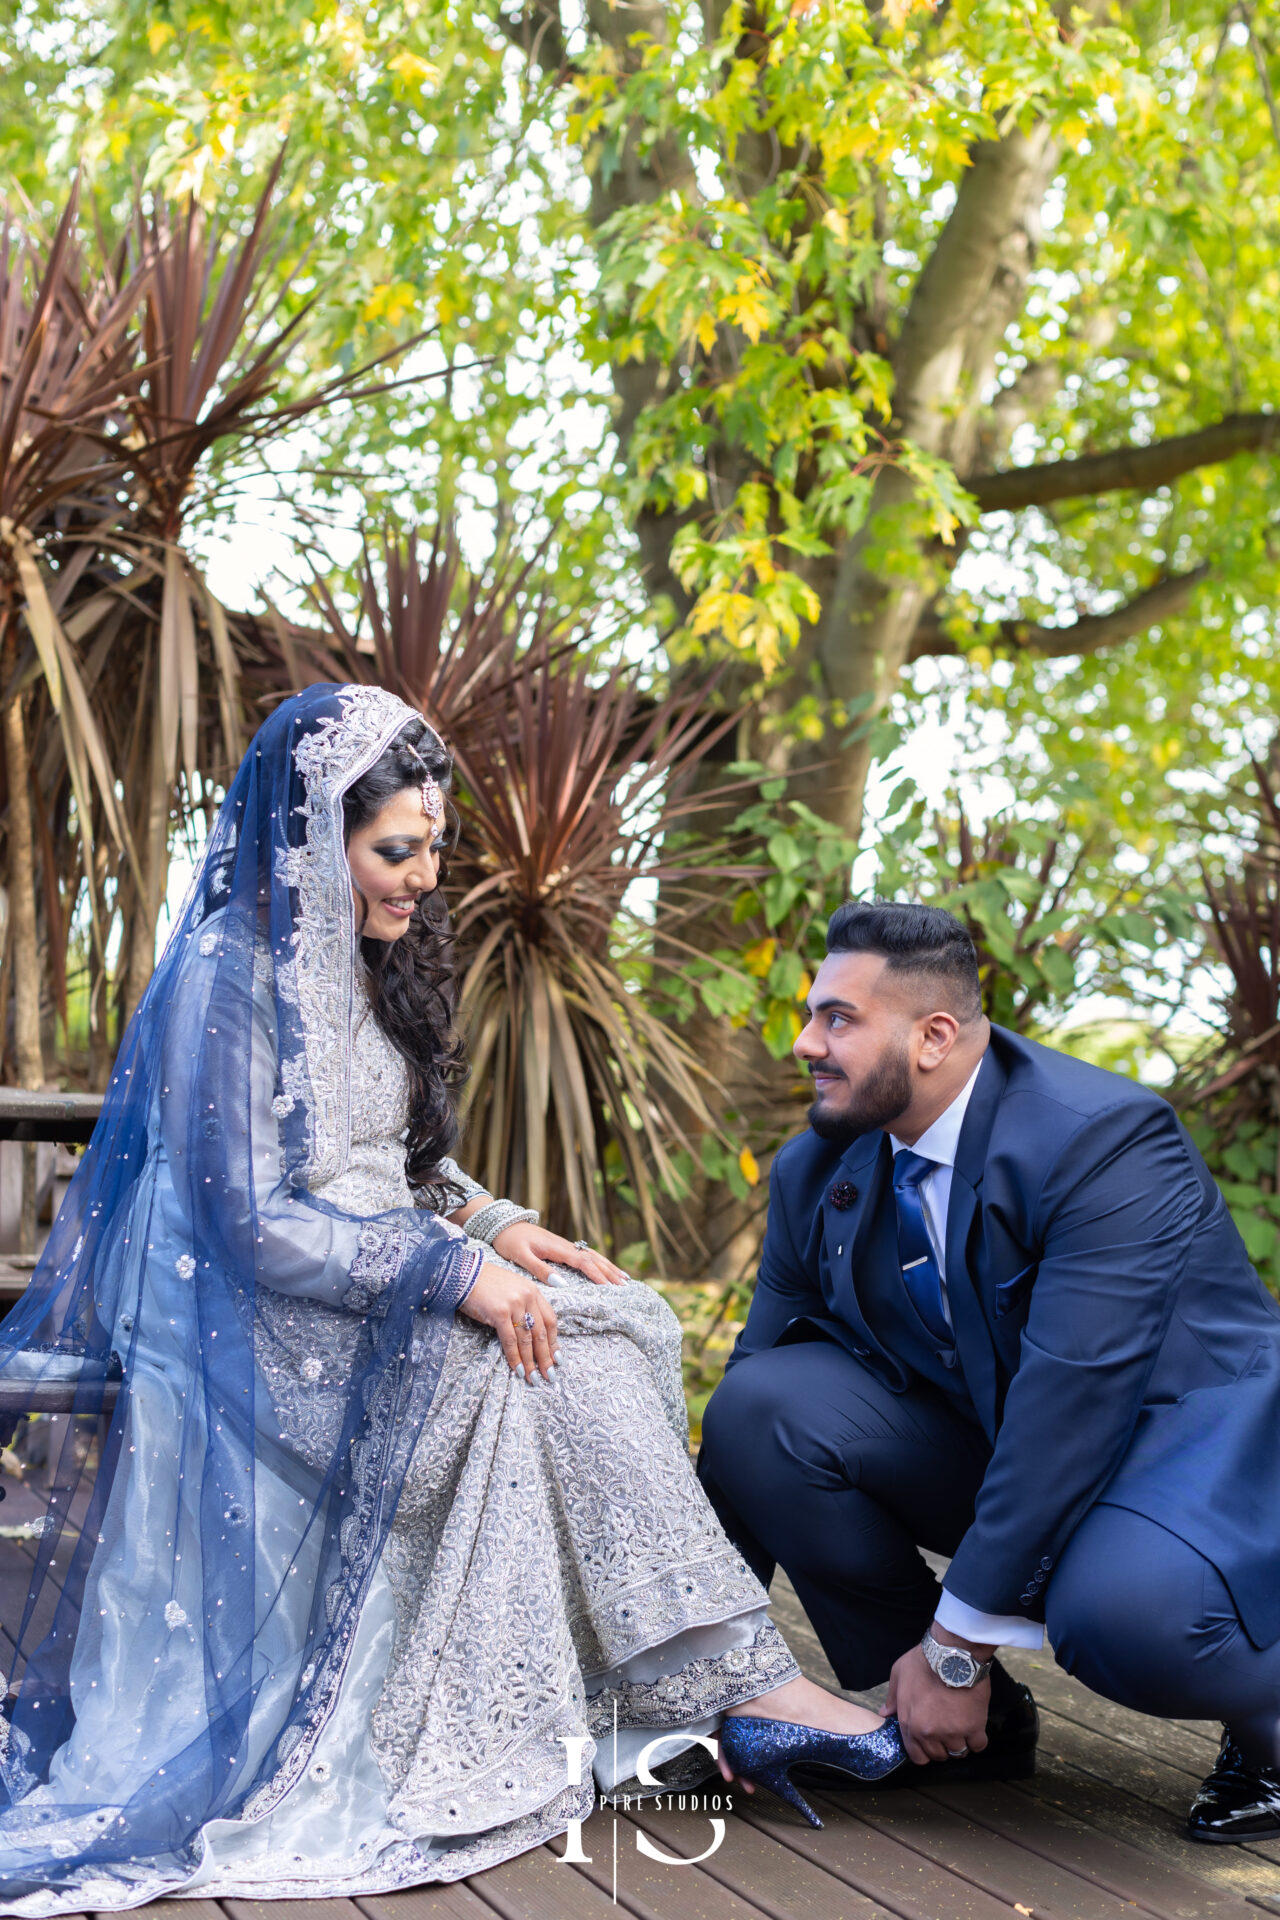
<box><xmin>405</xmin><ymin>738</ymin><xmax>443</xmax><ymax>825</ymax></box>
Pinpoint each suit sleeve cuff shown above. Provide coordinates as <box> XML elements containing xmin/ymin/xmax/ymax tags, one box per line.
<box><xmin>935</xmin><ymin>1588</ymin><xmax>1045</xmax><ymax>1651</ymax></box>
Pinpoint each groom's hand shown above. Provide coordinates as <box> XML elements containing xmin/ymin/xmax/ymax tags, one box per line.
<box><xmin>884</xmin><ymin>1626</ymin><xmax>993</xmax><ymax>1767</ymax></box>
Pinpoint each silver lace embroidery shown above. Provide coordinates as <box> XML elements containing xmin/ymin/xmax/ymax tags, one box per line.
<box><xmin>275</xmin><ymin>684</ymin><xmax>425</xmax><ymax>1189</ymax></box>
<box><xmin>586</xmin><ymin>1618</ymin><xmax>796</xmax><ymax>1733</ymax></box>
<box><xmin>413</xmin><ymin>1156</ymin><xmax>490</xmax><ymax>1215</ymax></box>
<box><xmin>343</xmin><ymin>1223</ymin><xmax>411</xmax><ymax>1312</ymax></box>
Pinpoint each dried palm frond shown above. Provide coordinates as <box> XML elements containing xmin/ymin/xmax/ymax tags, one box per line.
<box><xmin>0</xmin><ymin>184</ymin><xmax>146</xmax><ymax>1116</ymax></box>
<box><xmin>0</xmin><ymin>184</ymin><xmax>145</xmax><ymax>862</ymax></box>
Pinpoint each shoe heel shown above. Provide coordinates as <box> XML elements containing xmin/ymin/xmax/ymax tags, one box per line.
<box><xmin>750</xmin><ymin>1762</ymin><xmax>824</xmax><ymax>1829</ymax></box>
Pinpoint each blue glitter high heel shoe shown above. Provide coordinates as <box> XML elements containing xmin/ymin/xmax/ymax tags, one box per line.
<box><xmin>718</xmin><ymin>1711</ymin><xmax>906</xmax><ymax>1828</ymax></box>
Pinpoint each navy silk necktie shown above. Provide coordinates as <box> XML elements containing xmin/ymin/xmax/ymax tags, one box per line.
<box><xmin>892</xmin><ymin>1149</ymin><xmax>952</xmax><ymax>1344</ymax></box>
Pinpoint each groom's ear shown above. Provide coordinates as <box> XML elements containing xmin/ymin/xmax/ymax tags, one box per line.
<box><xmin>914</xmin><ymin>1008</ymin><xmax>961</xmax><ymax>1072</ymax></box>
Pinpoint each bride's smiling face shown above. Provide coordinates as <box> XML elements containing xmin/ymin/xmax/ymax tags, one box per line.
<box><xmin>346</xmin><ymin>785</ymin><xmax>448</xmax><ymax>942</ymax></box>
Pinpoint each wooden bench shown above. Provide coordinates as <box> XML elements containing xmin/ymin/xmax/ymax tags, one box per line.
<box><xmin>0</xmin><ymin>1089</ymin><xmax>102</xmax><ymax>1145</ymax></box>
<box><xmin>0</xmin><ymin>1092</ymin><xmax>111</xmax><ymax>1415</ymax></box>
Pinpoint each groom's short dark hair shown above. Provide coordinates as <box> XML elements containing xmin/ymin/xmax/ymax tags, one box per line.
<box><xmin>826</xmin><ymin>901</ymin><xmax>983</xmax><ymax>1020</ymax></box>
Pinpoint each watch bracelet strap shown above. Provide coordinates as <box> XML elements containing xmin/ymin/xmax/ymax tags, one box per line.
<box><xmin>921</xmin><ymin>1627</ymin><xmax>994</xmax><ymax>1685</ymax></box>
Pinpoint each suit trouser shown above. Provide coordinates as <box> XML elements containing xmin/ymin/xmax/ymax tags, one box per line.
<box><xmin>696</xmin><ymin>1340</ymin><xmax>1280</xmax><ymax>1765</ymax></box>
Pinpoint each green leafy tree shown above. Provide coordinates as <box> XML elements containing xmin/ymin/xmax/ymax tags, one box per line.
<box><xmin>0</xmin><ymin>0</ymin><xmax>622</xmax><ymax>612</ymax></box>
<box><xmin>518</xmin><ymin>0</ymin><xmax>1280</xmax><ymax>843</ymax></box>
<box><xmin>9</xmin><ymin>3</ymin><xmax>1280</xmax><ymax>839</ymax></box>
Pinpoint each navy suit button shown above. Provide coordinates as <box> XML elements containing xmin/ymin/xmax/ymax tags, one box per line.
<box><xmin>1020</xmin><ymin>1590</ymin><xmax>1036</xmax><ymax>1605</ymax></box>
<box><xmin>1040</xmin><ymin>1556</ymin><xmax>1053</xmax><ymax>1570</ymax></box>
<box><xmin>851</xmin><ymin>1344</ymin><xmax>869</xmax><ymax>1360</ymax></box>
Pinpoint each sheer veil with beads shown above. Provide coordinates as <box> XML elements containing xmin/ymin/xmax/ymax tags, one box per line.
<box><xmin>0</xmin><ymin>683</ymin><xmax>480</xmax><ymax>1906</ymax></box>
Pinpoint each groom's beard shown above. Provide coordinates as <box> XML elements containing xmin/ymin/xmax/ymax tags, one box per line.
<box><xmin>807</xmin><ymin>1040</ymin><xmax>913</xmax><ymax>1148</ymax></box>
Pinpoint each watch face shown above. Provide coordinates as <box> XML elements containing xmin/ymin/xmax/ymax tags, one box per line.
<box><xmin>938</xmin><ymin>1649</ymin><xmax>974</xmax><ymax>1686</ymax></box>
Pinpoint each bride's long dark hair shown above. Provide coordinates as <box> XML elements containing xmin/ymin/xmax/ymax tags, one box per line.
<box><xmin>342</xmin><ymin>716</ymin><xmax>468</xmax><ymax>1186</ymax></box>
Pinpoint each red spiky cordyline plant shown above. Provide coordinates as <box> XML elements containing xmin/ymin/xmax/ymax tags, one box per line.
<box><xmin>299</xmin><ymin>524</ymin><xmax>532</xmax><ymax>754</ymax></box>
<box><xmin>445</xmin><ymin>649</ymin><xmax>750</xmax><ymax>1253</ymax></box>
<box><xmin>292</xmin><ymin>524</ymin><xmax>758</xmax><ymax>1251</ymax></box>
<box><xmin>1183</xmin><ymin>759</ymin><xmax>1280</xmax><ymax>1111</ymax></box>
<box><xmin>1169</xmin><ymin>758</ymin><xmax>1280</xmax><ymax>1292</ymax></box>
<box><xmin>58</xmin><ymin>155</ymin><xmax>449</xmax><ymax>1027</ymax></box>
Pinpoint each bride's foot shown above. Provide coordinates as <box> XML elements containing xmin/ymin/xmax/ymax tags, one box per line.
<box><xmin>718</xmin><ymin>1676</ymin><xmax>885</xmax><ymax>1784</ymax></box>
<box><xmin>725</xmin><ymin>1674</ymin><xmax>884</xmax><ymax>1737</ymax></box>
<box><xmin>717</xmin><ymin>1677</ymin><xmax>903</xmax><ymax>1817</ymax></box>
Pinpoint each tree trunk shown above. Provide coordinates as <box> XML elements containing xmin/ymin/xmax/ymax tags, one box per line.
<box><xmin>784</xmin><ymin>126</ymin><xmax>1060</xmax><ymax>836</ymax></box>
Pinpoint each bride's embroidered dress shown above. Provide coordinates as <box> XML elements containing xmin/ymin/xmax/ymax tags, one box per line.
<box><xmin>0</xmin><ymin>685</ymin><xmax>797</xmax><ymax>1912</ymax></box>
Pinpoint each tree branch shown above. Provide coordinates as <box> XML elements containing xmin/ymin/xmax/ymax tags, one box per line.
<box><xmin>966</xmin><ymin>414</ymin><xmax>1278</xmax><ymax>514</ymax></box>
<box><xmin>909</xmin><ymin>563</ymin><xmax>1211</xmax><ymax>662</ymax></box>
<box><xmin>496</xmin><ymin>3</ymin><xmax>575</xmax><ymax>78</ymax></box>
<box><xmin>891</xmin><ymin>126</ymin><xmax>1058</xmax><ymax>456</ymax></box>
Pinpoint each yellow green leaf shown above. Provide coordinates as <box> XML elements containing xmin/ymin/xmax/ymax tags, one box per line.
<box><xmin>388</xmin><ymin>49</ymin><xmax>438</xmax><ymax>87</ymax></box>
<box><xmin>742</xmin><ymin>937</ymin><xmax>777</xmax><ymax>977</ymax></box>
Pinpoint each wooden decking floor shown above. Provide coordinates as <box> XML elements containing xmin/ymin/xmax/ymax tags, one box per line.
<box><xmin>2</xmin><ymin>1493</ymin><xmax>1278</xmax><ymax>1919</ymax></box>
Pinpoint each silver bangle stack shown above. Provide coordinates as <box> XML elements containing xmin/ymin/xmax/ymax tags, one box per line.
<box><xmin>464</xmin><ymin>1198</ymin><xmax>539</xmax><ymax>1245</ymax></box>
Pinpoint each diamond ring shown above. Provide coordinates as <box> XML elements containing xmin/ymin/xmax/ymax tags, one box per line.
<box><xmin>521</xmin><ymin>1311</ymin><xmax>536</xmax><ymax>1331</ymax></box>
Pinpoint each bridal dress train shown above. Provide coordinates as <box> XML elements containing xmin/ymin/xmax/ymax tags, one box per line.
<box><xmin>0</xmin><ymin>685</ymin><xmax>797</xmax><ymax>1914</ymax></box>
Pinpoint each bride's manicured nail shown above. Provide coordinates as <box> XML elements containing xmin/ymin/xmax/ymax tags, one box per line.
<box><xmin>554</xmin><ymin>1349</ymin><xmax>563</xmax><ymax>1365</ymax></box>
<box><xmin>514</xmin><ymin>1363</ymin><xmax>525</xmax><ymax>1378</ymax></box>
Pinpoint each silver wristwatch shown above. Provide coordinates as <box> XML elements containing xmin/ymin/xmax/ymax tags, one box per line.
<box><xmin>920</xmin><ymin>1627</ymin><xmax>994</xmax><ymax>1688</ymax></box>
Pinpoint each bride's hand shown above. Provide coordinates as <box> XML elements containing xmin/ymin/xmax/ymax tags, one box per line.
<box><xmin>490</xmin><ymin>1221</ymin><xmax>627</xmax><ymax>1287</ymax></box>
<box><xmin>458</xmin><ymin>1263</ymin><xmax>559</xmax><ymax>1382</ymax></box>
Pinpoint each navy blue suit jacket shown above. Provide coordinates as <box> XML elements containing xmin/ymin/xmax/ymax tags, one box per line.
<box><xmin>729</xmin><ymin>1026</ymin><xmax>1280</xmax><ymax>1646</ymax></box>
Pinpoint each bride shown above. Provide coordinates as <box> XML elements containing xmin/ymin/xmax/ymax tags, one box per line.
<box><xmin>0</xmin><ymin>683</ymin><xmax>901</xmax><ymax>1910</ymax></box>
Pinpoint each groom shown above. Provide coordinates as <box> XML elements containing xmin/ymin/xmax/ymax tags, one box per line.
<box><xmin>697</xmin><ymin>901</ymin><xmax>1280</xmax><ymax>1840</ymax></box>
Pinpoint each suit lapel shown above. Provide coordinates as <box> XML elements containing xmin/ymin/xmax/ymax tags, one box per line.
<box><xmin>944</xmin><ymin>1171</ymin><xmax>996</xmax><ymax>1438</ymax></box>
<box><xmin>953</xmin><ymin>1041</ymin><xmax>1004</xmax><ymax>1191</ymax></box>
<box><xmin>946</xmin><ymin>1045</ymin><xmax>1007</xmax><ymax>1440</ymax></box>
<box><xmin>822</xmin><ymin>1130</ymin><xmax>892</xmax><ymax>1332</ymax></box>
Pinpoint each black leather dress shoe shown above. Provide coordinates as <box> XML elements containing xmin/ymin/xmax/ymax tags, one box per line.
<box><xmin>792</xmin><ymin>1669</ymin><xmax>1038</xmax><ymax>1790</ymax></box>
<box><xmin>1188</xmin><ymin>1732</ymin><xmax>1280</xmax><ymax>1843</ymax></box>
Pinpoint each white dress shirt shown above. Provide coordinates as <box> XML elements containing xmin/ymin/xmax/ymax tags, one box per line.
<box><xmin>890</xmin><ymin>1059</ymin><xmax>1046</xmax><ymax>1652</ymax></box>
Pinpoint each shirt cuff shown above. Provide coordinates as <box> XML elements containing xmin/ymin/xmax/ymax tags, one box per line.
<box><xmin>935</xmin><ymin>1588</ymin><xmax>1045</xmax><ymax>1651</ymax></box>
